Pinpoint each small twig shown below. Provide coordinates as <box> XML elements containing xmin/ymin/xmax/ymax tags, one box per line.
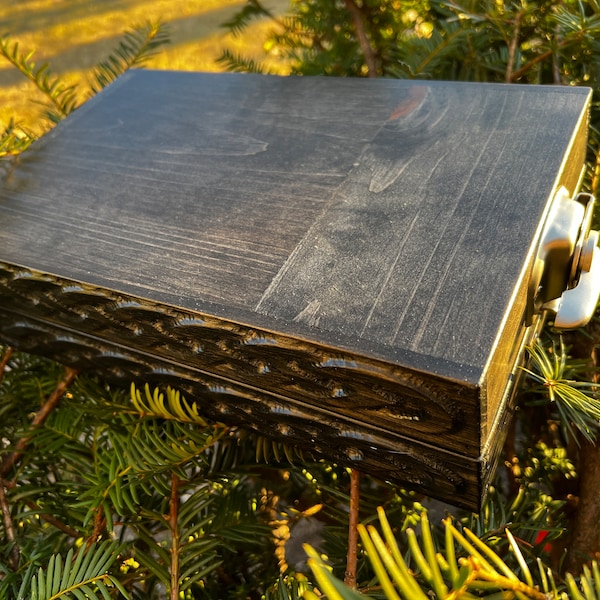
<box><xmin>344</xmin><ymin>469</ymin><xmax>360</xmax><ymax>588</ymax></box>
<box><xmin>509</xmin><ymin>49</ymin><xmax>552</xmax><ymax>81</ymax></box>
<box><xmin>344</xmin><ymin>0</ymin><xmax>378</xmax><ymax>77</ymax></box>
<box><xmin>0</xmin><ymin>366</ymin><xmax>79</xmax><ymax>569</ymax></box>
<box><xmin>0</xmin><ymin>481</ymin><xmax>20</xmax><ymax>571</ymax></box>
<box><xmin>509</xmin><ymin>31</ymin><xmax>583</xmax><ymax>82</ymax></box>
<box><xmin>87</xmin><ymin>504</ymin><xmax>107</xmax><ymax>549</ymax></box>
<box><xmin>0</xmin><ymin>367</ymin><xmax>79</xmax><ymax>479</ymax></box>
<box><xmin>505</xmin><ymin>11</ymin><xmax>522</xmax><ymax>83</ymax></box>
<box><xmin>169</xmin><ymin>472</ymin><xmax>180</xmax><ymax>600</ymax></box>
<box><xmin>1</xmin><ymin>478</ymin><xmax>80</xmax><ymax>537</ymax></box>
<box><xmin>34</xmin><ymin>505</ymin><xmax>81</xmax><ymax>538</ymax></box>
<box><xmin>0</xmin><ymin>346</ymin><xmax>14</xmax><ymax>387</ymax></box>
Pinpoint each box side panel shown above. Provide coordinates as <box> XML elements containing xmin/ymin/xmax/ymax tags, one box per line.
<box><xmin>0</xmin><ymin>303</ymin><xmax>483</xmax><ymax>510</ymax></box>
<box><xmin>0</xmin><ymin>263</ymin><xmax>481</xmax><ymax>459</ymax></box>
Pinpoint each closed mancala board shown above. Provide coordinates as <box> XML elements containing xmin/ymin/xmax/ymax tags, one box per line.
<box><xmin>0</xmin><ymin>70</ymin><xmax>593</xmax><ymax>509</ymax></box>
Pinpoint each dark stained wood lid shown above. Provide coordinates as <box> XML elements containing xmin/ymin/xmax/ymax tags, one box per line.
<box><xmin>0</xmin><ymin>71</ymin><xmax>591</xmax><ymax>384</ymax></box>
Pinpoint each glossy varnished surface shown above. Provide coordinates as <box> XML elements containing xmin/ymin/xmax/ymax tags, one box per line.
<box><xmin>0</xmin><ymin>71</ymin><xmax>591</xmax><ymax>508</ymax></box>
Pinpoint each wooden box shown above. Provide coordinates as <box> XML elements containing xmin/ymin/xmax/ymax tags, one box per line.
<box><xmin>0</xmin><ymin>71</ymin><xmax>595</xmax><ymax>509</ymax></box>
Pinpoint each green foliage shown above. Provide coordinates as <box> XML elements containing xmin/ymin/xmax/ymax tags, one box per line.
<box><xmin>0</xmin><ymin>346</ymin><xmax>596</xmax><ymax>598</ymax></box>
<box><xmin>304</xmin><ymin>507</ymin><xmax>600</xmax><ymax>599</ymax></box>
<box><xmin>0</xmin><ymin>21</ymin><xmax>170</xmax><ymax>151</ymax></box>
<box><xmin>0</xmin><ymin>345</ymin><xmax>425</xmax><ymax>598</ymax></box>
<box><xmin>90</xmin><ymin>22</ymin><xmax>170</xmax><ymax>94</ymax></box>
<box><xmin>21</xmin><ymin>541</ymin><xmax>127</xmax><ymax>600</ymax></box>
<box><xmin>523</xmin><ymin>340</ymin><xmax>600</xmax><ymax>444</ymax></box>
<box><xmin>0</xmin><ymin>119</ymin><xmax>35</xmax><ymax>158</ymax></box>
<box><xmin>219</xmin><ymin>0</ymin><xmax>600</xmax><ymax>84</ymax></box>
<box><xmin>0</xmin><ymin>36</ymin><xmax>79</xmax><ymax>124</ymax></box>
<box><xmin>221</xmin><ymin>0</ymin><xmax>276</xmax><ymax>36</ymax></box>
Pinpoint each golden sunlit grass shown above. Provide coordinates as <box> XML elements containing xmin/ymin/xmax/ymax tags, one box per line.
<box><xmin>0</xmin><ymin>0</ymin><xmax>290</xmax><ymax>131</ymax></box>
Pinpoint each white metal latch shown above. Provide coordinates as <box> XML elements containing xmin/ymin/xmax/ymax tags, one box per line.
<box><xmin>528</xmin><ymin>187</ymin><xmax>600</xmax><ymax>329</ymax></box>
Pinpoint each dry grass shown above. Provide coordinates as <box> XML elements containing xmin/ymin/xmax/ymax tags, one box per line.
<box><xmin>0</xmin><ymin>0</ymin><xmax>290</xmax><ymax>131</ymax></box>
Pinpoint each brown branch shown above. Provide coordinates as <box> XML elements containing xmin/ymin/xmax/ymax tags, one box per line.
<box><xmin>0</xmin><ymin>481</ymin><xmax>20</xmax><ymax>571</ymax></box>
<box><xmin>344</xmin><ymin>0</ymin><xmax>378</xmax><ymax>77</ymax></box>
<box><xmin>344</xmin><ymin>469</ymin><xmax>360</xmax><ymax>588</ymax></box>
<box><xmin>169</xmin><ymin>472</ymin><xmax>180</xmax><ymax>600</ymax></box>
<box><xmin>509</xmin><ymin>31</ymin><xmax>584</xmax><ymax>82</ymax></box>
<box><xmin>568</xmin><ymin>440</ymin><xmax>600</xmax><ymax>571</ymax></box>
<box><xmin>86</xmin><ymin>504</ymin><xmax>107</xmax><ymax>550</ymax></box>
<box><xmin>1</xmin><ymin>478</ymin><xmax>81</xmax><ymax>538</ymax></box>
<box><xmin>509</xmin><ymin>49</ymin><xmax>552</xmax><ymax>81</ymax></box>
<box><xmin>0</xmin><ymin>367</ymin><xmax>79</xmax><ymax>479</ymax></box>
<box><xmin>0</xmin><ymin>346</ymin><xmax>14</xmax><ymax>387</ymax></box>
<box><xmin>505</xmin><ymin>11</ymin><xmax>523</xmax><ymax>83</ymax></box>
<box><xmin>33</xmin><ymin>505</ymin><xmax>81</xmax><ymax>538</ymax></box>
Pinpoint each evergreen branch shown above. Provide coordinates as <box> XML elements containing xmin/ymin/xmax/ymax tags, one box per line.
<box><xmin>89</xmin><ymin>21</ymin><xmax>170</xmax><ymax>95</ymax></box>
<box><xmin>508</xmin><ymin>4</ymin><xmax>600</xmax><ymax>84</ymax></box>
<box><xmin>412</xmin><ymin>24</ymin><xmax>469</xmax><ymax>77</ymax></box>
<box><xmin>1</xmin><ymin>479</ymin><xmax>80</xmax><ymax>538</ymax></box>
<box><xmin>522</xmin><ymin>341</ymin><xmax>600</xmax><ymax>444</ymax></box>
<box><xmin>130</xmin><ymin>487</ymin><xmax>226</xmax><ymax>594</ymax></box>
<box><xmin>21</xmin><ymin>541</ymin><xmax>128</xmax><ymax>600</ymax></box>
<box><xmin>0</xmin><ymin>122</ymin><xmax>35</xmax><ymax>157</ymax></box>
<box><xmin>130</xmin><ymin>382</ymin><xmax>208</xmax><ymax>425</ymax></box>
<box><xmin>304</xmin><ymin>508</ymin><xmax>574</xmax><ymax>599</ymax></box>
<box><xmin>0</xmin><ymin>367</ymin><xmax>79</xmax><ymax>479</ymax></box>
<box><xmin>118</xmin><ymin>418</ymin><xmax>229</xmax><ymax>478</ymax></box>
<box><xmin>220</xmin><ymin>0</ymin><xmax>280</xmax><ymax>36</ymax></box>
<box><xmin>509</xmin><ymin>44</ymin><xmax>565</xmax><ymax>82</ymax></box>
<box><xmin>0</xmin><ymin>37</ymin><xmax>78</xmax><ymax>123</ymax></box>
<box><xmin>215</xmin><ymin>48</ymin><xmax>269</xmax><ymax>73</ymax></box>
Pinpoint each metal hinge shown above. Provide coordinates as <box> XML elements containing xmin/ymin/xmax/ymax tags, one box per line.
<box><xmin>527</xmin><ymin>187</ymin><xmax>600</xmax><ymax>329</ymax></box>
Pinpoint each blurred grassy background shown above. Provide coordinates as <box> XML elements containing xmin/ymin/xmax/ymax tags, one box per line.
<box><xmin>0</xmin><ymin>0</ymin><xmax>290</xmax><ymax>132</ymax></box>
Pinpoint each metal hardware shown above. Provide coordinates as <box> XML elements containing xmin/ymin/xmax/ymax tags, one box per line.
<box><xmin>529</xmin><ymin>187</ymin><xmax>600</xmax><ymax>329</ymax></box>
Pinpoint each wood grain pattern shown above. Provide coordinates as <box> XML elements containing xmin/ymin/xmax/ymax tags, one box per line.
<box><xmin>0</xmin><ymin>71</ymin><xmax>591</xmax><ymax>509</ymax></box>
<box><xmin>256</xmin><ymin>82</ymin><xmax>588</xmax><ymax>367</ymax></box>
